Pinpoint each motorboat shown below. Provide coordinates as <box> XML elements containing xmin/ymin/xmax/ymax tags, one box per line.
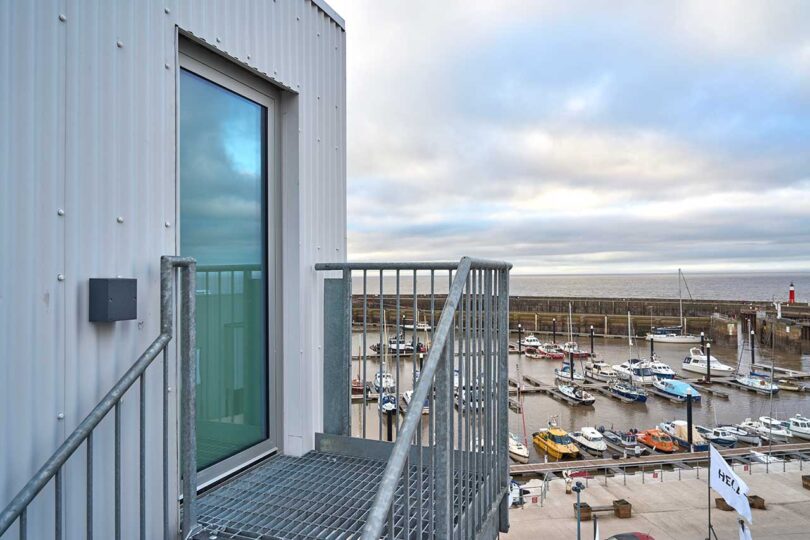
<box><xmin>584</xmin><ymin>359</ymin><xmax>616</xmax><ymax>382</ymax></box>
<box><xmin>777</xmin><ymin>379</ymin><xmax>803</xmax><ymax>392</ymax></box>
<box><xmin>569</xmin><ymin>427</ymin><xmax>608</xmax><ymax>455</ymax></box>
<box><xmin>508</xmin><ymin>432</ymin><xmax>530</xmax><ymax>463</ymax></box>
<box><xmin>734</xmin><ymin>374</ymin><xmax>779</xmax><ymax>394</ymax></box>
<box><xmin>647</xmin><ymin>356</ymin><xmax>676</xmax><ymax>379</ymax></box>
<box><xmin>612</xmin><ymin>359</ymin><xmax>656</xmax><ymax>385</ymax></box>
<box><xmin>601</xmin><ymin>428</ymin><xmax>646</xmax><ymax>456</ymax></box>
<box><xmin>726</xmin><ymin>423</ymin><xmax>762</xmax><ymax>445</ymax></box>
<box><xmin>379</xmin><ymin>392</ymin><xmax>398</xmax><ymax>413</ymax></box>
<box><xmin>737</xmin><ymin>418</ymin><xmax>790</xmax><ymax>443</ymax></box>
<box><xmin>659</xmin><ymin>420</ymin><xmax>708</xmax><ymax>451</ymax></box>
<box><xmin>374</xmin><ymin>372</ymin><xmax>395</xmax><ymax>393</ymax></box>
<box><xmin>402</xmin><ymin>390</ymin><xmax>429</xmax><ymax>415</ymax></box>
<box><xmin>758</xmin><ymin>416</ymin><xmax>792</xmax><ymax>442</ymax></box>
<box><xmin>556</xmin><ymin>382</ymin><xmax>595</xmax><ymax>405</ymax></box>
<box><xmin>554</xmin><ymin>363</ymin><xmax>584</xmax><ymax>382</ymax></box>
<box><xmin>561</xmin><ymin>341</ymin><xmax>591</xmax><ymax>359</ymax></box>
<box><xmin>696</xmin><ymin>426</ymin><xmax>737</xmax><ymax>448</ymax></box>
<box><xmin>402</xmin><ymin>321</ymin><xmax>431</xmax><ymax>332</ymax></box>
<box><xmin>682</xmin><ymin>348</ymin><xmax>735</xmax><ymax>377</ymax></box>
<box><xmin>455</xmin><ymin>388</ymin><xmax>485</xmax><ymax>412</ymax></box>
<box><xmin>787</xmin><ymin>414</ymin><xmax>810</xmax><ymax>440</ymax></box>
<box><xmin>750</xmin><ymin>451</ymin><xmax>784</xmax><ymax>464</ymax></box>
<box><xmin>652</xmin><ymin>378</ymin><xmax>701</xmax><ymax>402</ymax></box>
<box><xmin>370</xmin><ymin>332</ymin><xmax>426</xmax><ymax>355</ymax></box>
<box><xmin>532</xmin><ymin>421</ymin><xmax>579</xmax><ymax>460</ymax></box>
<box><xmin>637</xmin><ymin>428</ymin><xmax>676</xmax><ymax>453</ymax></box>
<box><xmin>538</xmin><ymin>343</ymin><xmax>566</xmax><ymax>360</ymax></box>
<box><xmin>520</xmin><ymin>335</ymin><xmax>542</xmax><ymax>348</ymax></box>
<box><xmin>608</xmin><ymin>380</ymin><xmax>648</xmax><ymax>403</ymax></box>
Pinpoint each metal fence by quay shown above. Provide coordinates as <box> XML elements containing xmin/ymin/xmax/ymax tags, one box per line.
<box><xmin>0</xmin><ymin>256</ymin><xmax>199</xmax><ymax>540</ymax></box>
<box><xmin>316</xmin><ymin>257</ymin><xmax>513</xmax><ymax>538</ymax></box>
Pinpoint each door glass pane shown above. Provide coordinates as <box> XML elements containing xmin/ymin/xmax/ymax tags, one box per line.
<box><xmin>180</xmin><ymin>69</ymin><xmax>267</xmax><ymax>470</ymax></box>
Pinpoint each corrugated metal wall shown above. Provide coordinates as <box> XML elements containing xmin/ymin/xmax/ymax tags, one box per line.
<box><xmin>0</xmin><ymin>1</ymin><xmax>346</xmax><ymax>537</ymax></box>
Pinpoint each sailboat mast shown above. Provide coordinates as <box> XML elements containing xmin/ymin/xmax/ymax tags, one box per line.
<box><xmin>678</xmin><ymin>268</ymin><xmax>684</xmax><ymax>328</ymax></box>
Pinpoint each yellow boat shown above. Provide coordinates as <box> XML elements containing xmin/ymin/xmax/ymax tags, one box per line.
<box><xmin>532</xmin><ymin>425</ymin><xmax>579</xmax><ymax>460</ymax></box>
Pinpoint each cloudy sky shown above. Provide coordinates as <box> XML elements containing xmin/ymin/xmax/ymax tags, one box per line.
<box><xmin>328</xmin><ymin>0</ymin><xmax>810</xmax><ymax>274</ymax></box>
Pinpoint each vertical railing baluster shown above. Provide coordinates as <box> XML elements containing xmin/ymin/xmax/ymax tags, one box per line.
<box><xmin>435</xmin><ymin>335</ymin><xmax>452</xmax><ymax>538</ymax></box>
<box><xmin>463</xmin><ymin>273</ymin><xmax>472</xmax><ymax>536</ymax></box>
<box><xmin>484</xmin><ymin>269</ymin><xmax>493</xmax><ymax>506</ymax></box>
<box><xmin>55</xmin><ymin>469</ymin><xmax>62</xmax><ymax>540</ymax></box>
<box><xmin>115</xmin><ymin>402</ymin><xmax>121</xmax><ymax>540</ymax></box>
<box><xmin>18</xmin><ymin>508</ymin><xmax>26</xmax><ymax>540</ymax></box>
<box><xmin>379</xmin><ymin>269</ymin><xmax>384</xmax><ymax>441</ymax></box>
<box><xmin>428</xmin><ymin>269</ymin><xmax>435</xmax><ymax>538</ymax></box>
<box><xmin>140</xmin><ymin>374</ymin><xmax>146</xmax><ymax>540</ymax></box>
<box><xmin>497</xmin><ymin>268</ymin><xmax>510</xmax><ymax>532</ymax></box>
<box><xmin>362</xmin><ymin>270</ymin><xmax>368</xmax><ymax>438</ymax></box>
<box><xmin>395</xmin><ymin>270</ymin><xmax>401</xmax><ymax>434</ymax></box>
<box><xmin>86</xmin><ymin>431</ymin><xmax>93</xmax><ymax>540</ymax></box>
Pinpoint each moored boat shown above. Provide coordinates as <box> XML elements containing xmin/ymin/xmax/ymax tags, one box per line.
<box><xmin>682</xmin><ymin>347</ymin><xmax>735</xmax><ymax>377</ymax></box>
<box><xmin>612</xmin><ymin>359</ymin><xmax>656</xmax><ymax>385</ymax></box>
<box><xmin>374</xmin><ymin>372</ymin><xmax>395</xmax><ymax>393</ymax></box>
<box><xmin>561</xmin><ymin>341</ymin><xmax>591</xmax><ymax>359</ymax></box>
<box><xmin>608</xmin><ymin>380</ymin><xmax>648</xmax><ymax>402</ymax></box>
<box><xmin>554</xmin><ymin>363</ymin><xmax>584</xmax><ymax>381</ymax></box>
<box><xmin>696</xmin><ymin>426</ymin><xmax>737</xmax><ymax>448</ymax></box>
<box><xmin>777</xmin><ymin>379</ymin><xmax>802</xmax><ymax>392</ymax></box>
<box><xmin>601</xmin><ymin>428</ymin><xmax>646</xmax><ymax>456</ymax></box>
<box><xmin>532</xmin><ymin>422</ymin><xmax>580</xmax><ymax>460</ymax></box>
<box><xmin>556</xmin><ymin>382</ymin><xmax>595</xmax><ymax>405</ymax></box>
<box><xmin>569</xmin><ymin>427</ymin><xmax>607</xmax><ymax>455</ymax></box>
<box><xmin>508</xmin><ymin>432</ymin><xmax>530</xmax><ymax>463</ymax></box>
<box><xmin>787</xmin><ymin>414</ymin><xmax>810</xmax><ymax>440</ymax></box>
<box><xmin>584</xmin><ymin>359</ymin><xmax>616</xmax><ymax>382</ymax></box>
<box><xmin>652</xmin><ymin>378</ymin><xmax>701</xmax><ymax>402</ymax></box>
<box><xmin>646</xmin><ymin>326</ymin><xmax>703</xmax><ymax>344</ymax></box>
<box><xmin>455</xmin><ymin>388</ymin><xmax>485</xmax><ymax>412</ymax></box>
<box><xmin>659</xmin><ymin>420</ymin><xmax>708</xmax><ymax>451</ymax></box>
<box><xmin>758</xmin><ymin>416</ymin><xmax>792</xmax><ymax>442</ymax></box>
<box><xmin>734</xmin><ymin>375</ymin><xmax>779</xmax><ymax>395</ymax></box>
<box><xmin>402</xmin><ymin>390</ymin><xmax>430</xmax><ymax>415</ymax></box>
<box><xmin>379</xmin><ymin>392</ymin><xmax>398</xmax><ymax>413</ymax></box>
<box><xmin>538</xmin><ymin>343</ymin><xmax>566</xmax><ymax>360</ymax></box>
<box><xmin>647</xmin><ymin>356</ymin><xmax>676</xmax><ymax>379</ymax></box>
<box><xmin>750</xmin><ymin>450</ymin><xmax>784</xmax><ymax>464</ymax></box>
<box><xmin>637</xmin><ymin>428</ymin><xmax>676</xmax><ymax>453</ymax></box>
<box><xmin>520</xmin><ymin>335</ymin><xmax>542</xmax><ymax>348</ymax></box>
<box><xmin>727</xmin><ymin>423</ymin><xmax>762</xmax><ymax>445</ymax></box>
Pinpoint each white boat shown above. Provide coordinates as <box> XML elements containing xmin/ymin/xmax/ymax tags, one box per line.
<box><xmin>561</xmin><ymin>341</ymin><xmax>590</xmax><ymax>358</ymax></box>
<box><xmin>787</xmin><ymin>414</ymin><xmax>810</xmax><ymax>440</ymax></box>
<box><xmin>508</xmin><ymin>432</ymin><xmax>530</xmax><ymax>463</ymax></box>
<box><xmin>750</xmin><ymin>450</ymin><xmax>784</xmax><ymax>464</ymax></box>
<box><xmin>758</xmin><ymin>416</ymin><xmax>792</xmax><ymax>442</ymax></box>
<box><xmin>402</xmin><ymin>390</ymin><xmax>429</xmax><ymax>415</ymax></box>
<box><xmin>738</xmin><ymin>417</ymin><xmax>790</xmax><ymax>443</ymax></box>
<box><xmin>612</xmin><ymin>359</ymin><xmax>656</xmax><ymax>385</ymax></box>
<box><xmin>374</xmin><ymin>372</ymin><xmax>395</xmax><ymax>393</ymax></box>
<box><xmin>584</xmin><ymin>359</ymin><xmax>616</xmax><ymax>382</ymax></box>
<box><xmin>696</xmin><ymin>426</ymin><xmax>737</xmax><ymax>448</ymax></box>
<box><xmin>659</xmin><ymin>420</ymin><xmax>708</xmax><ymax>451</ymax></box>
<box><xmin>734</xmin><ymin>375</ymin><xmax>779</xmax><ymax>394</ymax></box>
<box><xmin>554</xmin><ymin>363</ymin><xmax>584</xmax><ymax>381</ymax></box>
<box><xmin>569</xmin><ymin>427</ymin><xmax>607</xmax><ymax>454</ymax></box>
<box><xmin>601</xmin><ymin>428</ymin><xmax>646</xmax><ymax>456</ymax></box>
<box><xmin>402</xmin><ymin>321</ymin><xmax>431</xmax><ymax>332</ymax></box>
<box><xmin>379</xmin><ymin>392</ymin><xmax>398</xmax><ymax>413</ymax></box>
<box><xmin>645</xmin><ymin>269</ymin><xmax>702</xmax><ymax>343</ymax></box>
<box><xmin>727</xmin><ymin>423</ymin><xmax>762</xmax><ymax>445</ymax></box>
<box><xmin>556</xmin><ymin>383</ymin><xmax>595</xmax><ymax>405</ymax></box>
<box><xmin>520</xmin><ymin>335</ymin><xmax>542</xmax><ymax>348</ymax></box>
<box><xmin>682</xmin><ymin>347</ymin><xmax>735</xmax><ymax>377</ymax></box>
<box><xmin>652</xmin><ymin>378</ymin><xmax>701</xmax><ymax>402</ymax></box>
<box><xmin>647</xmin><ymin>356</ymin><xmax>676</xmax><ymax>379</ymax></box>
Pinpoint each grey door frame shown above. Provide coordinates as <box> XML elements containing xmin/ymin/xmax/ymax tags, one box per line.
<box><xmin>178</xmin><ymin>37</ymin><xmax>283</xmax><ymax>487</ymax></box>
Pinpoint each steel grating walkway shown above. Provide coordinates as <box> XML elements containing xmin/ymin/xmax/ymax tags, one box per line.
<box><xmin>196</xmin><ymin>451</ymin><xmax>470</xmax><ymax>539</ymax></box>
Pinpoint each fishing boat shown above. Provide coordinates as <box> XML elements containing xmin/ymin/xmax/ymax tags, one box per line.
<box><xmin>759</xmin><ymin>416</ymin><xmax>792</xmax><ymax>442</ymax></box>
<box><xmin>374</xmin><ymin>372</ymin><xmax>395</xmax><ymax>393</ymax></box>
<box><xmin>532</xmin><ymin>421</ymin><xmax>579</xmax><ymax>460</ymax></box>
<box><xmin>379</xmin><ymin>392</ymin><xmax>398</xmax><ymax>413</ymax></box>
<box><xmin>612</xmin><ymin>359</ymin><xmax>656</xmax><ymax>385</ymax></box>
<box><xmin>569</xmin><ymin>427</ymin><xmax>608</xmax><ymax>455</ymax></box>
<box><xmin>637</xmin><ymin>428</ymin><xmax>676</xmax><ymax>453</ymax></box>
<box><xmin>727</xmin><ymin>423</ymin><xmax>762</xmax><ymax>445</ymax></box>
<box><xmin>734</xmin><ymin>374</ymin><xmax>779</xmax><ymax>394</ymax></box>
<box><xmin>520</xmin><ymin>335</ymin><xmax>542</xmax><ymax>348</ymax></box>
<box><xmin>402</xmin><ymin>390</ymin><xmax>429</xmax><ymax>415</ymax></box>
<box><xmin>508</xmin><ymin>432</ymin><xmax>530</xmax><ymax>463</ymax></box>
<box><xmin>784</xmin><ymin>414</ymin><xmax>810</xmax><ymax>440</ymax></box>
<box><xmin>584</xmin><ymin>359</ymin><xmax>616</xmax><ymax>382</ymax></box>
<box><xmin>561</xmin><ymin>341</ymin><xmax>590</xmax><ymax>359</ymax></box>
<box><xmin>645</xmin><ymin>270</ymin><xmax>702</xmax><ymax>343</ymax></box>
<box><xmin>556</xmin><ymin>382</ymin><xmax>595</xmax><ymax>405</ymax></box>
<box><xmin>750</xmin><ymin>451</ymin><xmax>784</xmax><ymax>464</ymax></box>
<box><xmin>601</xmin><ymin>428</ymin><xmax>646</xmax><ymax>456</ymax></box>
<box><xmin>647</xmin><ymin>356</ymin><xmax>676</xmax><ymax>379</ymax></box>
<box><xmin>538</xmin><ymin>343</ymin><xmax>566</xmax><ymax>359</ymax></box>
<box><xmin>659</xmin><ymin>420</ymin><xmax>708</xmax><ymax>451</ymax></box>
<box><xmin>682</xmin><ymin>347</ymin><xmax>735</xmax><ymax>377</ymax></box>
<box><xmin>695</xmin><ymin>426</ymin><xmax>737</xmax><ymax>448</ymax></box>
<box><xmin>652</xmin><ymin>378</ymin><xmax>701</xmax><ymax>402</ymax></box>
<box><xmin>554</xmin><ymin>363</ymin><xmax>584</xmax><ymax>381</ymax></box>
<box><xmin>608</xmin><ymin>380</ymin><xmax>648</xmax><ymax>402</ymax></box>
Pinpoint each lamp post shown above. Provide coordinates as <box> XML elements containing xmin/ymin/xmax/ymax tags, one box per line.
<box><xmin>517</xmin><ymin>323</ymin><xmax>523</xmax><ymax>355</ymax></box>
<box><xmin>589</xmin><ymin>325</ymin><xmax>594</xmax><ymax>356</ymax></box>
<box><xmin>552</xmin><ymin>318</ymin><xmax>557</xmax><ymax>344</ymax></box>
<box><xmin>700</xmin><ymin>331</ymin><xmax>705</xmax><ymax>354</ymax></box>
<box><xmin>573</xmin><ymin>481</ymin><xmax>585</xmax><ymax>540</ymax></box>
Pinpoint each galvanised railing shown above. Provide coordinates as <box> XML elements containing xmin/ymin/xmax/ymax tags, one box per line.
<box><xmin>0</xmin><ymin>256</ymin><xmax>199</xmax><ymax>540</ymax></box>
<box><xmin>315</xmin><ymin>257</ymin><xmax>512</xmax><ymax>538</ymax></box>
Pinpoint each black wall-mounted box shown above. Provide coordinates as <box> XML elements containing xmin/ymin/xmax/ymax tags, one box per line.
<box><xmin>89</xmin><ymin>278</ymin><xmax>137</xmax><ymax>322</ymax></box>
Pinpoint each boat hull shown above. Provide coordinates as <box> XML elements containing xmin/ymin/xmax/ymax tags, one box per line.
<box><xmin>682</xmin><ymin>364</ymin><xmax>734</xmax><ymax>377</ymax></box>
<box><xmin>646</xmin><ymin>333</ymin><xmax>702</xmax><ymax>343</ymax></box>
<box><xmin>509</xmin><ymin>450</ymin><xmax>530</xmax><ymax>464</ymax></box>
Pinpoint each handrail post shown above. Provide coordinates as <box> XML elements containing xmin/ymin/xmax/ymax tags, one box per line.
<box><xmin>497</xmin><ymin>268</ymin><xmax>510</xmax><ymax>533</ymax></box>
<box><xmin>180</xmin><ymin>261</ymin><xmax>198</xmax><ymax>538</ymax></box>
<box><xmin>435</xmin><ymin>339</ymin><xmax>453</xmax><ymax>538</ymax></box>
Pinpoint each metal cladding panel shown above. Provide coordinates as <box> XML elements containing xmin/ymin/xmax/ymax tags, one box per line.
<box><xmin>1</xmin><ymin>0</ymin><xmax>345</xmax><ymax>538</ymax></box>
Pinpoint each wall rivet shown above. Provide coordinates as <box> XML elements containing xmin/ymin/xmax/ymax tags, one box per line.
<box><xmin>247</xmin><ymin>54</ymin><xmax>251</xmax><ymax>60</ymax></box>
<box><xmin>317</xmin><ymin>138</ymin><xmax>321</xmax><ymax>142</ymax></box>
<box><xmin>165</xmin><ymin>63</ymin><xmax>170</xmax><ymax>70</ymax></box>
<box><xmin>58</xmin><ymin>14</ymin><xmax>66</xmax><ymax>22</ymax></box>
<box><xmin>117</xmin><ymin>216</ymin><xmax>124</xmax><ymax>223</ymax></box>
<box><xmin>164</xmin><ymin>7</ymin><xmax>171</xmax><ymax>14</ymax></box>
<box><xmin>216</xmin><ymin>37</ymin><xmax>221</xmax><ymax>43</ymax></box>
<box><xmin>57</xmin><ymin>413</ymin><xmax>65</xmax><ymax>420</ymax></box>
<box><xmin>57</xmin><ymin>208</ymin><xmax>65</xmax><ymax>216</ymax></box>
<box><xmin>116</xmin><ymin>40</ymin><xmax>123</xmax><ymax>48</ymax></box>
<box><xmin>57</xmin><ymin>274</ymin><xmax>65</xmax><ymax>281</ymax></box>
<box><xmin>168</xmin><ymin>387</ymin><xmax>173</xmax><ymax>392</ymax></box>
<box><xmin>165</xmin><ymin>221</ymin><xmax>171</xmax><ymax>228</ymax></box>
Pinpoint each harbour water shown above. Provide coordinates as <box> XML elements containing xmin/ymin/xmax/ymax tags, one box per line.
<box><xmin>349</xmin><ymin>329</ymin><xmax>810</xmax><ymax>463</ymax></box>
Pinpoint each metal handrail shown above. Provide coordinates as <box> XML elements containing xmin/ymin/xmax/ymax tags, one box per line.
<box><xmin>359</xmin><ymin>256</ymin><xmax>510</xmax><ymax>539</ymax></box>
<box><xmin>0</xmin><ymin>256</ymin><xmax>199</xmax><ymax>540</ymax></box>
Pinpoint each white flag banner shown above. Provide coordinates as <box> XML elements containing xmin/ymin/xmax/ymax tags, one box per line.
<box><xmin>710</xmin><ymin>444</ymin><xmax>752</xmax><ymax>523</ymax></box>
<box><xmin>739</xmin><ymin>520</ymin><xmax>753</xmax><ymax>540</ymax></box>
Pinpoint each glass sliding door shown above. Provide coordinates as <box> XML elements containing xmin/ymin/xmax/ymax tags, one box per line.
<box><xmin>179</xmin><ymin>65</ymin><xmax>272</xmax><ymax>472</ymax></box>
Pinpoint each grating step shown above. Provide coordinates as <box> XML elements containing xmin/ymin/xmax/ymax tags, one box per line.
<box><xmin>195</xmin><ymin>451</ymin><xmax>470</xmax><ymax>539</ymax></box>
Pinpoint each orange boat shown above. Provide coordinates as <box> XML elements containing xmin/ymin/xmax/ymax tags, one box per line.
<box><xmin>637</xmin><ymin>428</ymin><xmax>676</xmax><ymax>453</ymax></box>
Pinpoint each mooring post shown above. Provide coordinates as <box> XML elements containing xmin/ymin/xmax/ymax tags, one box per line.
<box><xmin>570</xmin><ymin>351</ymin><xmax>575</xmax><ymax>381</ymax></box>
<box><xmin>552</xmin><ymin>318</ymin><xmax>557</xmax><ymax>344</ymax></box>
<box><xmin>705</xmin><ymin>343</ymin><xmax>712</xmax><ymax>384</ymax></box>
<box><xmin>700</xmin><ymin>331</ymin><xmax>705</xmax><ymax>354</ymax></box>
<box><xmin>750</xmin><ymin>328</ymin><xmax>755</xmax><ymax>369</ymax></box>
<box><xmin>687</xmin><ymin>390</ymin><xmax>694</xmax><ymax>451</ymax></box>
<box><xmin>386</xmin><ymin>409</ymin><xmax>394</xmax><ymax>441</ymax></box>
<box><xmin>518</xmin><ymin>323</ymin><xmax>523</xmax><ymax>355</ymax></box>
<box><xmin>589</xmin><ymin>325</ymin><xmax>594</xmax><ymax>355</ymax></box>
<box><xmin>650</xmin><ymin>337</ymin><xmax>655</xmax><ymax>358</ymax></box>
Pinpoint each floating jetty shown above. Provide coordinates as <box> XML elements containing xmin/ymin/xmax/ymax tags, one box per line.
<box><xmin>751</xmin><ymin>363</ymin><xmax>810</xmax><ymax>379</ymax></box>
<box><xmin>510</xmin><ymin>442</ymin><xmax>810</xmax><ymax>477</ymax></box>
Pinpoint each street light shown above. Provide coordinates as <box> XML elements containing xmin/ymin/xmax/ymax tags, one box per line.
<box><xmin>518</xmin><ymin>323</ymin><xmax>523</xmax><ymax>355</ymax></box>
<box><xmin>572</xmin><ymin>481</ymin><xmax>585</xmax><ymax>540</ymax></box>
